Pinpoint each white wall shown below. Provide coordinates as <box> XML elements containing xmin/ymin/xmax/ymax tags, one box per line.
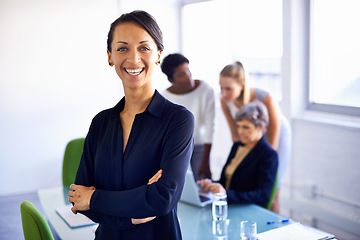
<box><xmin>280</xmin><ymin>1</ymin><xmax>360</xmax><ymax>239</ymax></box>
<box><xmin>0</xmin><ymin>0</ymin><xmax>121</xmax><ymax>195</ymax></box>
<box><xmin>0</xmin><ymin>0</ymin><xmax>179</xmax><ymax>196</ymax></box>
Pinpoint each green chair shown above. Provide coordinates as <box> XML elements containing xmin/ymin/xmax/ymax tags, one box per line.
<box><xmin>62</xmin><ymin>138</ymin><xmax>85</xmax><ymax>187</ymax></box>
<box><xmin>264</xmin><ymin>174</ymin><xmax>278</xmax><ymax>210</ymax></box>
<box><xmin>20</xmin><ymin>200</ymin><xmax>54</xmax><ymax>240</ymax></box>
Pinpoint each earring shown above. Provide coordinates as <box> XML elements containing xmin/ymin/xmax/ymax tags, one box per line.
<box><xmin>109</xmin><ymin>62</ymin><xmax>113</xmax><ymax>66</ymax></box>
<box><xmin>156</xmin><ymin>60</ymin><xmax>161</xmax><ymax>65</ymax></box>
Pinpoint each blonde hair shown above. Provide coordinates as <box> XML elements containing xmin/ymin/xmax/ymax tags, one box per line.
<box><xmin>220</xmin><ymin>61</ymin><xmax>250</xmax><ymax>105</ymax></box>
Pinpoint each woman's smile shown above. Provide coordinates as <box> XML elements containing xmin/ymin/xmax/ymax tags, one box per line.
<box><xmin>124</xmin><ymin>67</ymin><xmax>145</xmax><ymax>76</ymax></box>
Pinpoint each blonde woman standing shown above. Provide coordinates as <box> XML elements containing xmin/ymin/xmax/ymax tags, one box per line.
<box><xmin>219</xmin><ymin>61</ymin><xmax>291</xmax><ymax>213</ymax></box>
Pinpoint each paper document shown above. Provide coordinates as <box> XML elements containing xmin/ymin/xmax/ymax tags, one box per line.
<box><xmin>56</xmin><ymin>204</ymin><xmax>96</xmax><ymax>228</ymax></box>
<box><xmin>257</xmin><ymin>222</ymin><xmax>334</xmax><ymax>240</ymax></box>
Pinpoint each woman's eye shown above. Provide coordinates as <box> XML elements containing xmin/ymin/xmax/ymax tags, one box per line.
<box><xmin>117</xmin><ymin>47</ymin><xmax>127</xmax><ymax>52</ymax></box>
<box><xmin>140</xmin><ymin>46</ymin><xmax>151</xmax><ymax>51</ymax></box>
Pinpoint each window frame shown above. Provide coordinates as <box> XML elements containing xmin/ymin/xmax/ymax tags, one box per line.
<box><xmin>307</xmin><ymin>0</ymin><xmax>360</xmax><ymax>116</ymax></box>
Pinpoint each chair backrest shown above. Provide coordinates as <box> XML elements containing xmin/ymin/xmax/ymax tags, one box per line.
<box><xmin>264</xmin><ymin>174</ymin><xmax>278</xmax><ymax>210</ymax></box>
<box><xmin>62</xmin><ymin>138</ymin><xmax>85</xmax><ymax>186</ymax></box>
<box><xmin>20</xmin><ymin>201</ymin><xmax>54</xmax><ymax>240</ymax></box>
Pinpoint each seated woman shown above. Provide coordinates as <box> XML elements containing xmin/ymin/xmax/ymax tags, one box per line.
<box><xmin>198</xmin><ymin>101</ymin><xmax>278</xmax><ymax>207</ymax></box>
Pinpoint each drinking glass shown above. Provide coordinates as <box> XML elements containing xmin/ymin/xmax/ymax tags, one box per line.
<box><xmin>240</xmin><ymin>220</ymin><xmax>257</xmax><ymax>240</ymax></box>
<box><xmin>212</xmin><ymin>193</ymin><xmax>228</xmax><ymax>221</ymax></box>
<box><xmin>212</xmin><ymin>219</ymin><xmax>229</xmax><ymax>240</ymax></box>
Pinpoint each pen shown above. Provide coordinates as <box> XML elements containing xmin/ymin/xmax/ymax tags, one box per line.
<box><xmin>267</xmin><ymin>219</ymin><xmax>290</xmax><ymax>224</ymax></box>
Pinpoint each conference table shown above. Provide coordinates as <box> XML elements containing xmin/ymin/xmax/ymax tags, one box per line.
<box><xmin>38</xmin><ymin>186</ymin><xmax>292</xmax><ymax>240</ymax></box>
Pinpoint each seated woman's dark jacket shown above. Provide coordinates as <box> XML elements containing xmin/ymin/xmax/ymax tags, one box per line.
<box><xmin>219</xmin><ymin>136</ymin><xmax>278</xmax><ymax>206</ymax></box>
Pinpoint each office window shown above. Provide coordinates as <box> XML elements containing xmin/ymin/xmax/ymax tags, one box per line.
<box><xmin>182</xmin><ymin>0</ymin><xmax>283</xmax><ymax>100</ymax></box>
<box><xmin>309</xmin><ymin>0</ymin><xmax>360</xmax><ymax>115</ymax></box>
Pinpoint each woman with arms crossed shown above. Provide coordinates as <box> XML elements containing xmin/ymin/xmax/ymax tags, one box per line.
<box><xmin>68</xmin><ymin>10</ymin><xmax>194</xmax><ymax>239</ymax></box>
<box><xmin>198</xmin><ymin>101</ymin><xmax>278</xmax><ymax>206</ymax></box>
<box><xmin>219</xmin><ymin>62</ymin><xmax>291</xmax><ymax>212</ymax></box>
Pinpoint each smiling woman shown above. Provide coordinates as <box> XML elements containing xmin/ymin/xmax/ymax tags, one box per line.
<box><xmin>108</xmin><ymin>22</ymin><xmax>161</xmax><ymax>95</ymax></box>
<box><xmin>67</xmin><ymin>10</ymin><xmax>194</xmax><ymax>240</ymax></box>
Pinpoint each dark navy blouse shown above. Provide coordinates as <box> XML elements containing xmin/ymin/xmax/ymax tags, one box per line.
<box><xmin>75</xmin><ymin>90</ymin><xmax>194</xmax><ymax>240</ymax></box>
<box><xmin>219</xmin><ymin>136</ymin><xmax>278</xmax><ymax>206</ymax></box>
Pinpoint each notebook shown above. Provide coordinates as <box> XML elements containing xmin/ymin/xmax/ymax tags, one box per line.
<box><xmin>257</xmin><ymin>222</ymin><xmax>335</xmax><ymax>240</ymax></box>
<box><xmin>56</xmin><ymin>204</ymin><xmax>96</xmax><ymax>228</ymax></box>
<box><xmin>180</xmin><ymin>171</ymin><xmax>214</xmax><ymax>207</ymax></box>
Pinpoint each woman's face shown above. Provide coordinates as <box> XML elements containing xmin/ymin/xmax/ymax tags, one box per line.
<box><xmin>107</xmin><ymin>22</ymin><xmax>162</xmax><ymax>90</ymax></box>
<box><xmin>219</xmin><ymin>76</ymin><xmax>243</xmax><ymax>102</ymax></box>
<box><xmin>236</xmin><ymin>119</ymin><xmax>263</xmax><ymax>147</ymax></box>
<box><xmin>171</xmin><ymin>62</ymin><xmax>194</xmax><ymax>88</ymax></box>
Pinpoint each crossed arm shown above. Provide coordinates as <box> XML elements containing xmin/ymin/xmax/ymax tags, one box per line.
<box><xmin>68</xmin><ymin>169</ymin><xmax>163</xmax><ymax>225</ymax></box>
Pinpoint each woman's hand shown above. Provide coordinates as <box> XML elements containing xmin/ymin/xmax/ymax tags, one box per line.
<box><xmin>131</xmin><ymin>216</ymin><xmax>156</xmax><ymax>225</ymax></box>
<box><xmin>147</xmin><ymin>169</ymin><xmax>162</xmax><ymax>185</ymax></box>
<box><xmin>131</xmin><ymin>169</ymin><xmax>163</xmax><ymax>225</ymax></box>
<box><xmin>68</xmin><ymin>184</ymin><xmax>96</xmax><ymax>214</ymax></box>
<box><xmin>197</xmin><ymin>179</ymin><xmax>226</xmax><ymax>195</ymax></box>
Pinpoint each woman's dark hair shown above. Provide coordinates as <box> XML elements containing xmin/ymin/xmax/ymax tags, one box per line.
<box><xmin>107</xmin><ymin>10</ymin><xmax>164</xmax><ymax>53</ymax></box>
<box><xmin>235</xmin><ymin>101</ymin><xmax>269</xmax><ymax>130</ymax></box>
<box><xmin>161</xmin><ymin>53</ymin><xmax>189</xmax><ymax>80</ymax></box>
